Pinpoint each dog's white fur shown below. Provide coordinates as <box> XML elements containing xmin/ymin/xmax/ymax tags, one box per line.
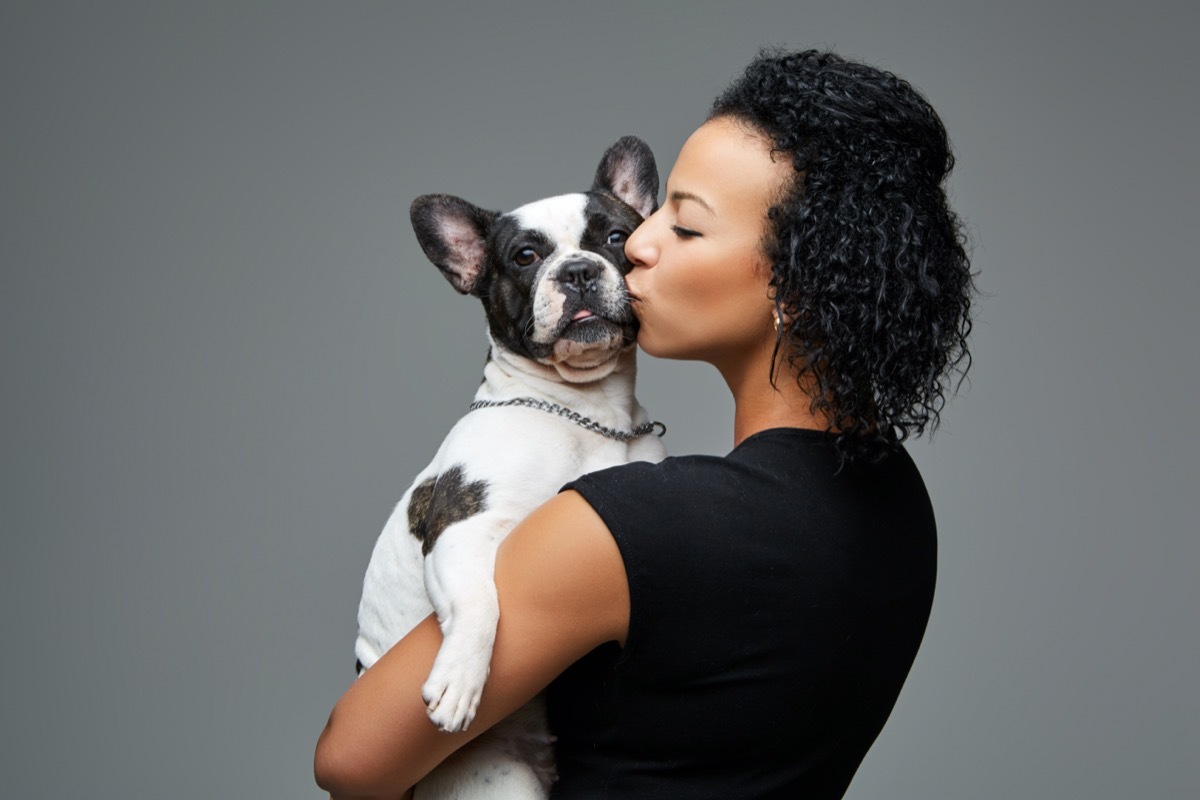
<box><xmin>355</xmin><ymin>340</ymin><xmax>663</xmax><ymax>687</ymax></box>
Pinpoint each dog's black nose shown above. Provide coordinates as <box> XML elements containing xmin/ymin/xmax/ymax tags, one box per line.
<box><xmin>559</xmin><ymin>260</ymin><xmax>602</xmax><ymax>292</ymax></box>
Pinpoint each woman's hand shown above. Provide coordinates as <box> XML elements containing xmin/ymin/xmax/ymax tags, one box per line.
<box><xmin>314</xmin><ymin>490</ymin><xmax>629</xmax><ymax>798</ymax></box>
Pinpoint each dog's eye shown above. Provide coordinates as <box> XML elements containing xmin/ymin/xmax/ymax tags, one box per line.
<box><xmin>606</xmin><ymin>230</ymin><xmax>628</xmax><ymax>245</ymax></box>
<box><xmin>514</xmin><ymin>248</ymin><xmax>539</xmax><ymax>267</ymax></box>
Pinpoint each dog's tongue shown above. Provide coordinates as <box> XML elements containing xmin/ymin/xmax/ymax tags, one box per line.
<box><xmin>572</xmin><ymin>310</ymin><xmax>594</xmax><ymax>321</ymax></box>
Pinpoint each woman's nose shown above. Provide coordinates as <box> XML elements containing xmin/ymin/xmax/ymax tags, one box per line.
<box><xmin>624</xmin><ymin>212</ymin><xmax>659</xmax><ymax>269</ymax></box>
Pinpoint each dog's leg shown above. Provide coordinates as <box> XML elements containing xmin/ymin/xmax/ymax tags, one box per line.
<box><xmin>421</xmin><ymin>514</ymin><xmax>513</xmax><ymax>733</ymax></box>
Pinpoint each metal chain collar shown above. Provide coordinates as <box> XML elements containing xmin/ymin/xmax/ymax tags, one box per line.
<box><xmin>468</xmin><ymin>397</ymin><xmax>666</xmax><ymax>442</ymax></box>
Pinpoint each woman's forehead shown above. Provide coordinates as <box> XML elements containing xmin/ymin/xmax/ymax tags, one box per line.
<box><xmin>666</xmin><ymin>118</ymin><xmax>788</xmax><ymax>214</ymax></box>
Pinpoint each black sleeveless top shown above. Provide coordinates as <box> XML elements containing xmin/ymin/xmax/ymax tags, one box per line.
<box><xmin>549</xmin><ymin>428</ymin><xmax>937</xmax><ymax>799</ymax></box>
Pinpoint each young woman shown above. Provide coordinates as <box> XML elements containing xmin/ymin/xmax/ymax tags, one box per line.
<box><xmin>315</xmin><ymin>48</ymin><xmax>973</xmax><ymax>799</ymax></box>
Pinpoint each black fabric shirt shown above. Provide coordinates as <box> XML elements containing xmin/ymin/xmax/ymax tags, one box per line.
<box><xmin>549</xmin><ymin>428</ymin><xmax>937</xmax><ymax>799</ymax></box>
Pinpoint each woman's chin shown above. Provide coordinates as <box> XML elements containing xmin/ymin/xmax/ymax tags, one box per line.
<box><xmin>634</xmin><ymin>329</ymin><xmax>657</xmax><ymax>356</ymax></box>
<box><xmin>634</xmin><ymin>330</ymin><xmax>674</xmax><ymax>360</ymax></box>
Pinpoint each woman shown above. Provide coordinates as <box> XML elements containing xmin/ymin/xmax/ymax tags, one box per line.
<box><xmin>316</xmin><ymin>48</ymin><xmax>973</xmax><ymax>799</ymax></box>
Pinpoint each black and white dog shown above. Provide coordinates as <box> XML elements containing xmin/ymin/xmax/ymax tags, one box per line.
<box><xmin>355</xmin><ymin>137</ymin><xmax>666</xmax><ymax>798</ymax></box>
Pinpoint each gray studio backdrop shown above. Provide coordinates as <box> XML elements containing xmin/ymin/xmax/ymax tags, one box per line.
<box><xmin>3</xmin><ymin>2</ymin><xmax>1196</xmax><ymax>798</ymax></box>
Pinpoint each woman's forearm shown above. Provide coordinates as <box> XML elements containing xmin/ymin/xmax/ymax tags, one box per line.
<box><xmin>314</xmin><ymin>491</ymin><xmax>629</xmax><ymax>798</ymax></box>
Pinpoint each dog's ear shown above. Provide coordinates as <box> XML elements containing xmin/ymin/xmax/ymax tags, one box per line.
<box><xmin>410</xmin><ymin>194</ymin><xmax>500</xmax><ymax>296</ymax></box>
<box><xmin>592</xmin><ymin>136</ymin><xmax>659</xmax><ymax>219</ymax></box>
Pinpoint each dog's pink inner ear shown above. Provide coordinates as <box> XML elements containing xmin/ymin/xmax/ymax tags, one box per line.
<box><xmin>605</xmin><ymin>156</ymin><xmax>652</xmax><ymax>218</ymax></box>
<box><xmin>439</xmin><ymin>217</ymin><xmax>487</xmax><ymax>291</ymax></box>
<box><xmin>607</xmin><ymin>158</ymin><xmax>634</xmax><ymax>196</ymax></box>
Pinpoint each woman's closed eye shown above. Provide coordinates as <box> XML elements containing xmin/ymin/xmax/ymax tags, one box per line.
<box><xmin>671</xmin><ymin>225</ymin><xmax>702</xmax><ymax>239</ymax></box>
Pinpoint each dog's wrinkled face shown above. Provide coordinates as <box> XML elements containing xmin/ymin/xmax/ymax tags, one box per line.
<box><xmin>411</xmin><ymin>136</ymin><xmax>659</xmax><ymax>382</ymax></box>
<box><xmin>483</xmin><ymin>191</ymin><xmax>643</xmax><ymax>378</ymax></box>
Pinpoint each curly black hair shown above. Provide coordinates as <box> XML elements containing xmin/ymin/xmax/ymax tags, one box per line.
<box><xmin>710</xmin><ymin>48</ymin><xmax>974</xmax><ymax>460</ymax></box>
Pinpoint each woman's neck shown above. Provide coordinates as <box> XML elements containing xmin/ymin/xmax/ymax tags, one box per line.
<box><xmin>718</xmin><ymin>343</ymin><xmax>831</xmax><ymax>447</ymax></box>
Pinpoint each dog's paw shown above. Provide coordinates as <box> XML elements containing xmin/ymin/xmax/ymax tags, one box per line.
<box><xmin>422</xmin><ymin>660</ymin><xmax>489</xmax><ymax>733</ymax></box>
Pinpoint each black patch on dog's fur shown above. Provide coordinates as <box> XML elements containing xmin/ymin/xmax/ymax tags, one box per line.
<box><xmin>407</xmin><ymin>465</ymin><xmax>489</xmax><ymax>556</ymax></box>
<box><xmin>478</xmin><ymin>215</ymin><xmax>551</xmax><ymax>358</ymax></box>
<box><xmin>581</xmin><ymin>193</ymin><xmax>645</xmax><ymax>277</ymax></box>
<box><xmin>407</xmin><ymin>477</ymin><xmax>436</xmax><ymax>537</ymax></box>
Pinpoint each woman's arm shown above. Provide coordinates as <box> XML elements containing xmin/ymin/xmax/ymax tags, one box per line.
<box><xmin>314</xmin><ymin>490</ymin><xmax>629</xmax><ymax>799</ymax></box>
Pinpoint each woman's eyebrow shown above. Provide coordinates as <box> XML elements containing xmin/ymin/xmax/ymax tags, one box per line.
<box><xmin>669</xmin><ymin>190</ymin><xmax>716</xmax><ymax>216</ymax></box>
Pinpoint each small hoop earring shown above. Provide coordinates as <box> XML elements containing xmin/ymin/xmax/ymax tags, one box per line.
<box><xmin>773</xmin><ymin>313</ymin><xmax>782</xmax><ymax>333</ymax></box>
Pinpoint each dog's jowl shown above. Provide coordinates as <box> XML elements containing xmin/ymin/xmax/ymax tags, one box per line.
<box><xmin>354</xmin><ymin>137</ymin><xmax>666</xmax><ymax>799</ymax></box>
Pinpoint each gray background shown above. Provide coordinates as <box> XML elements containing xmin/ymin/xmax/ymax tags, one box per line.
<box><xmin>3</xmin><ymin>1</ymin><xmax>1196</xmax><ymax>797</ymax></box>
